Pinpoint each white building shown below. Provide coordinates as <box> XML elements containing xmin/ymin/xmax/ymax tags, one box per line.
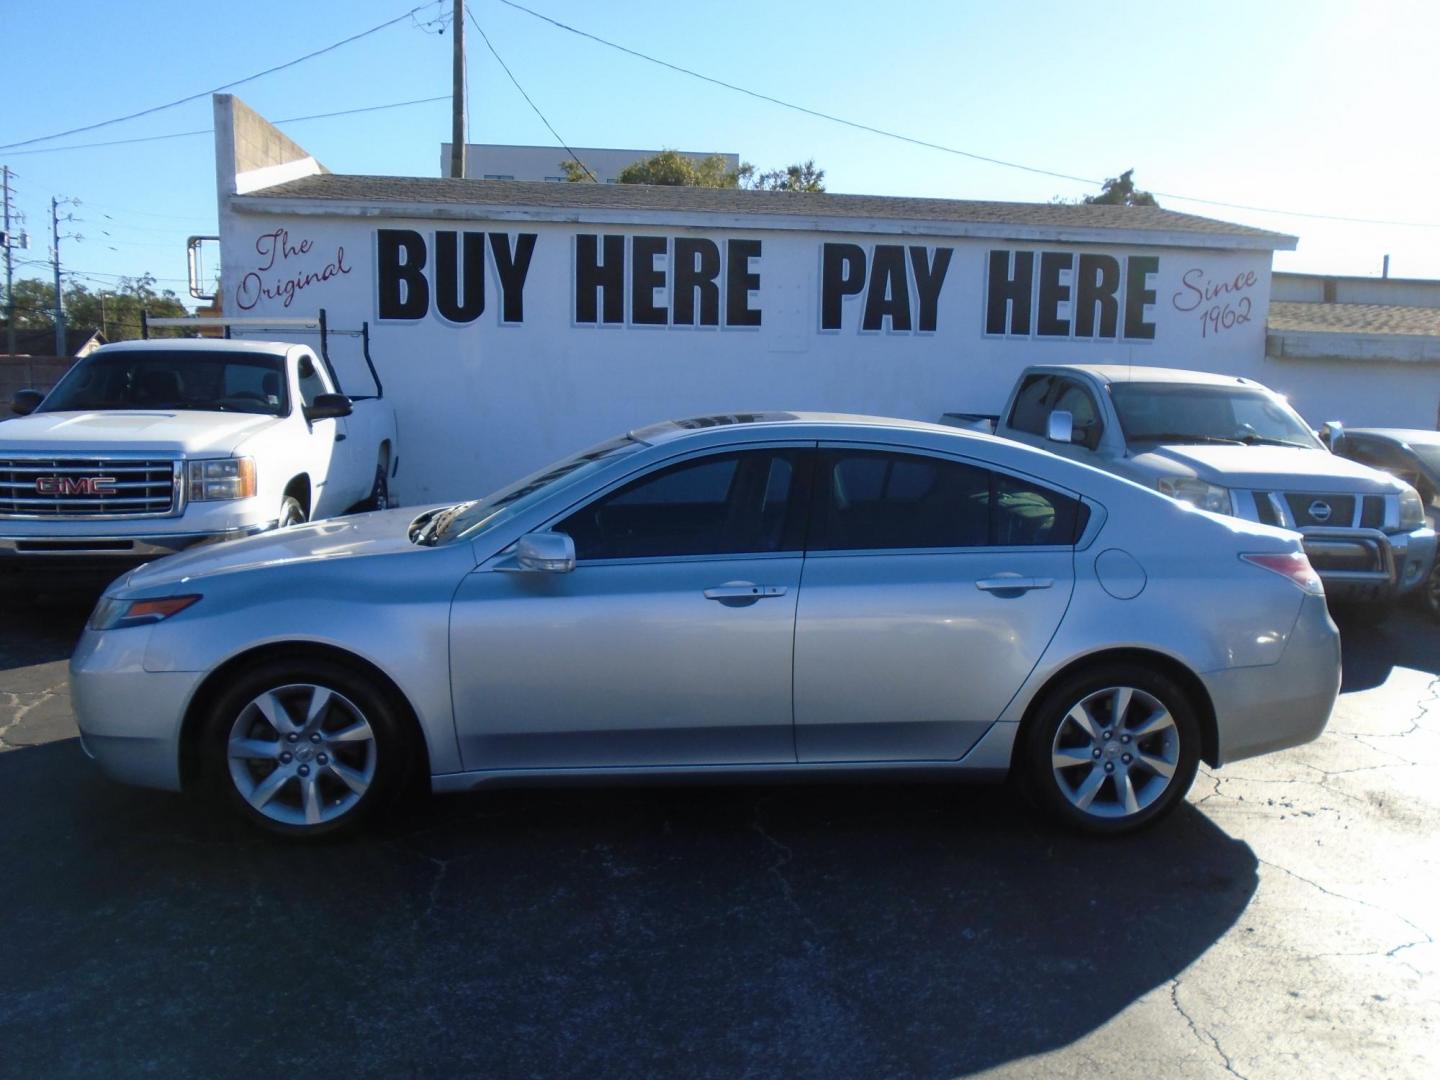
<box><xmin>212</xmin><ymin>95</ymin><xmax>1439</xmax><ymax>504</ymax></box>
<box><xmin>439</xmin><ymin>143</ymin><xmax>740</xmax><ymax>184</ymax></box>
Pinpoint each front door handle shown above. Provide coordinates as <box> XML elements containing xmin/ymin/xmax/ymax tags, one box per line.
<box><xmin>704</xmin><ymin>582</ymin><xmax>788</xmax><ymax>602</ymax></box>
<box><xmin>975</xmin><ymin>575</ymin><xmax>1054</xmax><ymax>593</ymax></box>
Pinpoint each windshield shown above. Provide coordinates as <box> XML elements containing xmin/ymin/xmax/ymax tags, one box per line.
<box><xmin>1111</xmin><ymin>383</ymin><xmax>1321</xmax><ymax>449</ymax></box>
<box><xmin>39</xmin><ymin>350</ymin><xmax>290</xmax><ymax>417</ymax></box>
<box><xmin>1409</xmin><ymin>443</ymin><xmax>1440</xmax><ymax>479</ymax></box>
<box><xmin>417</xmin><ymin>434</ymin><xmax>647</xmax><ymax>546</ymax></box>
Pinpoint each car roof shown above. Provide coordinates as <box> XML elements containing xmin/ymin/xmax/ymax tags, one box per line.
<box><xmin>1347</xmin><ymin>427</ymin><xmax>1440</xmax><ymax>447</ymax></box>
<box><xmin>1025</xmin><ymin>364</ymin><xmax>1268</xmax><ymax>389</ymax></box>
<box><xmin>630</xmin><ymin>412</ymin><xmax>1004</xmax><ymax>447</ymax></box>
<box><xmin>94</xmin><ymin>338</ymin><xmax>300</xmax><ymax>358</ymax></box>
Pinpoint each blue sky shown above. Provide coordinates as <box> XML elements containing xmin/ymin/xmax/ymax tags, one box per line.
<box><xmin>4</xmin><ymin>0</ymin><xmax>1438</xmax><ymax>305</ymax></box>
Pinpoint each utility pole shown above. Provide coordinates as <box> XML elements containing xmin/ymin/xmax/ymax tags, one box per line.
<box><xmin>2</xmin><ymin>166</ymin><xmax>16</xmax><ymax>358</ymax></box>
<box><xmin>450</xmin><ymin>0</ymin><xmax>466</xmax><ymax>179</ymax></box>
<box><xmin>49</xmin><ymin>196</ymin><xmax>80</xmax><ymax>357</ymax></box>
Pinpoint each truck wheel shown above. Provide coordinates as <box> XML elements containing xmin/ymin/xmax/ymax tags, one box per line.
<box><xmin>1021</xmin><ymin>664</ymin><xmax>1200</xmax><ymax>835</ymax></box>
<box><xmin>278</xmin><ymin>496</ymin><xmax>306</xmax><ymax>528</ymax></box>
<box><xmin>367</xmin><ymin>463</ymin><xmax>390</xmax><ymax>512</ymax></box>
<box><xmin>1424</xmin><ymin>564</ymin><xmax>1440</xmax><ymax>622</ymax></box>
<box><xmin>201</xmin><ymin>657</ymin><xmax>414</xmax><ymax>839</ymax></box>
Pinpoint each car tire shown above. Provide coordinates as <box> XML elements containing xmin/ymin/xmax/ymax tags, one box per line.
<box><xmin>1021</xmin><ymin>664</ymin><xmax>1201</xmax><ymax>835</ymax></box>
<box><xmin>199</xmin><ymin>657</ymin><xmax>415</xmax><ymax>840</ymax></box>
<box><xmin>278</xmin><ymin>495</ymin><xmax>306</xmax><ymax>528</ymax></box>
<box><xmin>1423</xmin><ymin>564</ymin><xmax>1440</xmax><ymax>622</ymax></box>
<box><xmin>366</xmin><ymin>463</ymin><xmax>390</xmax><ymax>512</ymax></box>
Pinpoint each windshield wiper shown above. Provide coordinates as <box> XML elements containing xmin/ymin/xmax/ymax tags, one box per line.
<box><xmin>1238</xmin><ymin>435</ymin><xmax>1313</xmax><ymax>448</ymax></box>
<box><xmin>1127</xmin><ymin>432</ymin><xmax>1245</xmax><ymax>446</ymax></box>
<box><xmin>414</xmin><ymin>502</ymin><xmax>473</xmax><ymax>546</ymax></box>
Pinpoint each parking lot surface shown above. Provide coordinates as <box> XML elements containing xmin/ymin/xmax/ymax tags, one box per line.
<box><xmin>1</xmin><ymin>598</ymin><xmax>1436</xmax><ymax>1079</ymax></box>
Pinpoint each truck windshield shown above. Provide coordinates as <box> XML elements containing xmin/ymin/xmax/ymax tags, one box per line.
<box><xmin>1111</xmin><ymin>383</ymin><xmax>1321</xmax><ymax>450</ymax></box>
<box><xmin>415</xmin><ymin>434</ymin><xmax>647</xmax><ymax>546</ymax></box>
<box><xmin>38</xmin><ymin>350</ymin><xmax>290</xmax><ymax>417</ymax></box>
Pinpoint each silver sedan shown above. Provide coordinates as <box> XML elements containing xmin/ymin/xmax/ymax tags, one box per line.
<box><xmin>71</xmin><ymin>413</ymin><xmax>1341</xmax><ymax>838</ymax></box>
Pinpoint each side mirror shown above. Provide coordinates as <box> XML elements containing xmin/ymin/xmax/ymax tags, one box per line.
<box><xmin>1046</xmin><ymin>409</ymin><xmax>1075</xmax><ymax>444</ymax></box>
<box><xmin>304</xmin><ymin>393</ymin><xmax>353</xmax><ymax>422</ymax></box>
<box><xmin>514</xmin><ymin>531</ymin><xmax>576</xmax><ymax>573</ymax></box>
<box><xmin>10</xmin><ymin>389</ymin><xmax>44</xmax><ymax>416</ymax></box>
<box><xmin>1319</xmin><ymin>420</ymin><xmax>1344</xmax><ymax>451</ymax></box>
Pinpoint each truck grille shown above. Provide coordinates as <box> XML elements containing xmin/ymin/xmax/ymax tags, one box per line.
<box><xmin>0</xmin><ymin>458</ymin><xmax>178</xmax><ymax>518</ymax></box>
<box><xmin>1254</xmin><ymin>492</ymin><xmax>1387</xmax><ymax>530</ymax></box>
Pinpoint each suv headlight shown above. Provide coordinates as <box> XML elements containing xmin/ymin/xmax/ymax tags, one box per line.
<box><xmin>1157</xmin><ymin>477</ymin><xmax>1233</xmax><ymax>515</ymax></box>
<box><xmin>187</xmin><ymin>457</ymin><xmax>256</xmax><ymax>502</ymax></box>
<box><xmin>1399</xmin><ymin>485</ymin><xmax>1426</xmax><ymax>530</ymax></box>
<box><xmin>88</xmin><ymin>594</ymin><xmax>201</xmax><ymax>631</ymax></box>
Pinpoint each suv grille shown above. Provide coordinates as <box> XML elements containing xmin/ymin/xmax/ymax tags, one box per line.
<box><xmin>0</xmin><ymin>458</ymin><xmax>177</xmax><ymax>517</ymax></box>
<box><xmin>1284</xmin><ymin>494</ymin><xmax>1355</xmax><ymax>528</ymax></box>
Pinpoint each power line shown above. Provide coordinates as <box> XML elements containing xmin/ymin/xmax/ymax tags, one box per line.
<box><xmin>0</xmin><ymin>1</ymin><xmax>445</xmax><ymax>151</ymax></box>
<box><xmin>3</xmin><ymin>94</ymin><xmax>451</xmax><ymax>157</ymax></box>
<box><xmin>497</xmin><ymin>0</ymin><xmax>1440</xmax><ymax>230</ymax></box>
<box><xmin>467</xmin><ymin>7</ymin><xmax>597</xmax><ymax>182</ymax></box>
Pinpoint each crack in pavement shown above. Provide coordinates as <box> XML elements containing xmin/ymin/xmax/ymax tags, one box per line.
<box><xmin>749</xmin><ymin>796</ymin><xmax>821</xmax><ymax>942</ymax></box>
<box><xmin>0</xmin><ymin>682</ymin><xmax>67</xmax><ymax>748</ymax></box>
<box><xmin>1169</xmin><ymin>976</ymin><xmax>1247</xmax><ymax>1079</ymax></box>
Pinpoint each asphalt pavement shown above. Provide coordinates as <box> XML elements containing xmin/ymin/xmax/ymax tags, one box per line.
<box><xmin>0</xmin><ymin>597</ymin><xmax>1435</xmax><ymax>1079</ymax></box>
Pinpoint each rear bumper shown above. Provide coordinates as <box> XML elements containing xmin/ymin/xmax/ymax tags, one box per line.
<box><xmin>1203</xmin><ymin>593</ymin><xmax>1341</xmax><ymax>767</ymax></box>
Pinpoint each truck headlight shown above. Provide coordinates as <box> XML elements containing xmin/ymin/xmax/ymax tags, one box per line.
<box><xmin>88</xmin><ymin>594</ymin><xmax>201</xmax><ymax>631</ymax></box>
<box><xmin>1399</xmin><ymin>485</ymin><xmax>1426</xmax><ymax>530</ymax></box>
<box><xmin>1157</xmin><ymin>477</ymin><xmax>1233</xmax><ymax>515</ymax></box>
<box><xmin>187</xmin><ymin>457</ymin><xmax>256</xmax><ymax>502</ymax></box>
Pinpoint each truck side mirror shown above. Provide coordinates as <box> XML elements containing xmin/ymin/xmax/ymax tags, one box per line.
<box><xmin>1046</xmin><ymin>409</ymin><xmax>1075</xmax><ymax>444</ymax></box>
<box><xmin>1319</xmin><ymin>420</ymin><xmax>1344</xmax><ymax>451</ymax></box>
<box><xmin>303</xmin><ymin>393</ymin><xmax>353</xmax><ymax>422</ymax></box>
<box><xmin>10</xmin><ymin>389</ymin><xmax>44</xmax><ymax>416</ymax></box>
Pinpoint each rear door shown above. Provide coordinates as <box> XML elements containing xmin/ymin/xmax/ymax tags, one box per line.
<box><xmin>792</xmin><ymin>445</ymin><xmax>1079</xmax><ymax>762</ymax></box>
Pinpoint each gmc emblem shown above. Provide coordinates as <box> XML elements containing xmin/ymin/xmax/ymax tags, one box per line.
<box><xmin>35</xmin><ymin>476</ymin><xmax>117</xmax><ymax>496</ymax></box>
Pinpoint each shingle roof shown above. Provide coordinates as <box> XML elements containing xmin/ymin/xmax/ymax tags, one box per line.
<box><xmin>1267</xmin><ymin>301</ymin><xmax>1440</xmax><ymax>337</ymax></box>
<box><xmin>239</xmin><ymin>174</ymin><xmax>1295</xmax><ymax>246</ymax></box>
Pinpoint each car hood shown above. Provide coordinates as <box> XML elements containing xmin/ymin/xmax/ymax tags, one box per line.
<box><xmin>1129</xmin><ymin>443</ymin><xmax>1401</xmax><ymax>492</ymax></box>
<box><xmin>0</xmin><ymin>410</ymin><xmax>281</xmax><ymax>456</ymax></box>
<box><xmin>115</xmin><ymin>505</ymin><xmax>454</xmax><ymax>592</ymax></box>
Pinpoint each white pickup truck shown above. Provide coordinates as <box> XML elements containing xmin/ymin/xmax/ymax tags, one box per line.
<box><xmin>951</xmin><ymin>363</ymin><xmax>1435</xmax><ymax>619</ymax></box>
<box><xmin>1</xmin><ymin>328</ymin><xmax>396</xmax><ymax>591</ymax></box>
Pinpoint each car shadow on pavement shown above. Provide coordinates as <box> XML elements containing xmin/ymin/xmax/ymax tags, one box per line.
<box><xmin>0</xmin><ymin>737</ymin><xmax>1257</xmax><ymax>1079</ymax></box>
<box><xmin>0</xmin><ymin>594</ymin><xmax>92</xmax><ymax>672</ymax></box>
<box><xmin>1337</xmin><ymin>607</ymin><xmax>1440</xmax><ymax>693</ymax></box>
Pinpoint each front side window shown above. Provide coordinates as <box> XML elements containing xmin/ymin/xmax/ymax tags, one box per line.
<box><xmin>556</xmin><ymin>450</ymin><xmax>808</xmax><ymax>561</ymax></box>
<box><xmin>1008</xmin><ymin>374</ymin><xmax>1055</xmax><ymax>435</ymax></box>
<box><xmin>296</xmin><ymin>355</ymin><xmax>331</xmax><ymax>408</ymax></box>
<box><xmin>1053</xmin><ymin>379</ymin><xmax>1104</xmax><ymax>449</ymax></box>
<box><xmin>809</xmin><ymin>450</ymin><xmax>1083</xmax><ymax>551</ymax></box>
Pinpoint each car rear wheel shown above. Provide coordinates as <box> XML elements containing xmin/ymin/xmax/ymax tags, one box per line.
<box><xmin>1022</xmin><ymin>665</ymin><xmax>1200</xmax><ymax>835</ymax></box>
<box><xmin>201</xmin><ymin>658</ymin><xmax>412</xmax><ymax>839</ymax></box>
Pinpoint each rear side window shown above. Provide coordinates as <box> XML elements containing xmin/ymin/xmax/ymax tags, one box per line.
<box><xmin>809</xmin><ymin>450</ymin><xmax>1085</xmax><ymax>550</ymax></box>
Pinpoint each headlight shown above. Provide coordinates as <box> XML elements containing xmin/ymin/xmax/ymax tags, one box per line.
<box><xmin>1399</xmin><ymin>485</ymin><xmax>1426</xmax><ymax>530</ymax></box>
<box><xmin>1157</xmin><ymin>476</ymin><xmax>1233</xmax><ymax>515</ymax></box>
<box><xmin>88</xmin><ymin>594</ymin><xmax>201</xmax><ymax>631</ymax></box>
<box><xmin>187</xmin><ymin>457</ymin><xmax>256</xmax><ymax>502</ymax></box>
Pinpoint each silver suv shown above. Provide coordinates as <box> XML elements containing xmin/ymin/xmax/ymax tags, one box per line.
<box><xmin>995</xmin><ymin>364</ymin><xmax>1436</xmax><ymax>618</ymax></box>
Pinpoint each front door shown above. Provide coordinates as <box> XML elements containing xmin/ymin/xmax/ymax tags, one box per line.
<box><xmin>449</xmin><ymin>447</ymin><xmax>814</xmax><ymax>770</ymax></box>
<box><xmin>793</xmin><ymin>446</ymin><xmax>1078</xmax><ymax>762</ymax></box>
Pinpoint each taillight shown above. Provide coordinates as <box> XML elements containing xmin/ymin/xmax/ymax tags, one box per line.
<box><xmin>1241</xmin><ymin>552</ymin><xmax>1324</xmax><ymax>595</ymax></box>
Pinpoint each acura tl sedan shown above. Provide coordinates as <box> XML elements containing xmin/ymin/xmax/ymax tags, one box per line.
<box><xmin>71</xmin><ymin>413</ymin><xmax>1342</xmax><ymax>839</ymax></box>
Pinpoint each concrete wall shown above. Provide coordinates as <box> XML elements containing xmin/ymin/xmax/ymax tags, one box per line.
<box><xmin>1272</xmin><ymin>272</ymin><xmax>1440</xmax><ymax>308</ymax></box>
<box><xmin>214</xmin><ymin>95</ymin><xmax>327</xmax><ymax>199</ymax></box>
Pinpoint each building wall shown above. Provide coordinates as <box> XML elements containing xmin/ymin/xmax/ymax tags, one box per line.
<box><xmin>1272</xmin><ymin>272</ymin><xmax>1440</xmax><ymax>309</ymax></box>
<box><xmin>219</xmin><ymin>210</ymin><xmax>1277</xmax><ymax>503</ymax></box>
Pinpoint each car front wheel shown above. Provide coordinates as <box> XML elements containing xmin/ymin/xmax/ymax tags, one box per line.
<box><xmin>202</xmin><ymin>658</ymin><xmax>413</xmax><ymax>838</ymax></box>
<box><xmin>1022</xmin><ymin>665</ymin><xmax>1200</xmax><ymax>835</ymax></box>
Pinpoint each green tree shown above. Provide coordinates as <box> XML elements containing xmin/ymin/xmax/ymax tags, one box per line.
<box><xmin>564</xmin><ymin>150</ymin><xmax>827</xmax><ymax>192</ymax></box>
<box><xmin>738</xmin><ymin>159</ymin><xmax>825</xmax><ymax>192</ymax></box>
<box><xmin>1083</xmin><ymin>168</ymin><xmax>1159</xmax><ymax>207</ymax></box>
<box><xmin>1</xmin><ymin>274</ymin><xmax>189</xmax><ymax>341</ymax></box>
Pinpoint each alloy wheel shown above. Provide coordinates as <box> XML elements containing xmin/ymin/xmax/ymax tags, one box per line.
<box><xmin>1050</xmin><ymin>685</ymin><xmax>1181</xmax><ymax>819</ymax></box>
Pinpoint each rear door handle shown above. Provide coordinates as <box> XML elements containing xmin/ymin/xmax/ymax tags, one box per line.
<box><xmin>704</xmin><ymin>583</ymin><xmax>788</xmax><ymax>601</ymax></box>
<box><xmin>975</xmin><ymin>575</ymin><xmax>1054</xmax><ymax>593</ymax></box>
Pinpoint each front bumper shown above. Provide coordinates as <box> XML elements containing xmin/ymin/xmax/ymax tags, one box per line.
<box><xmin>0</xmin><ymin>522</ymin><xmax>275</xmax><ymax>588</ymax></box>
<box><xmin>1203</xmin><ymin>593</ymin><xmax>1341</xmax><ymax>767</ymax></box>
<box><xmin>1302</xmin><ymin>525</ymin><xmax>1436</xmax><ymax>603</ymax></box>
<box><xmin>69</xmin><ymin>624</ymin><xmax>203</xmax><ymax>792</ymax></box>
